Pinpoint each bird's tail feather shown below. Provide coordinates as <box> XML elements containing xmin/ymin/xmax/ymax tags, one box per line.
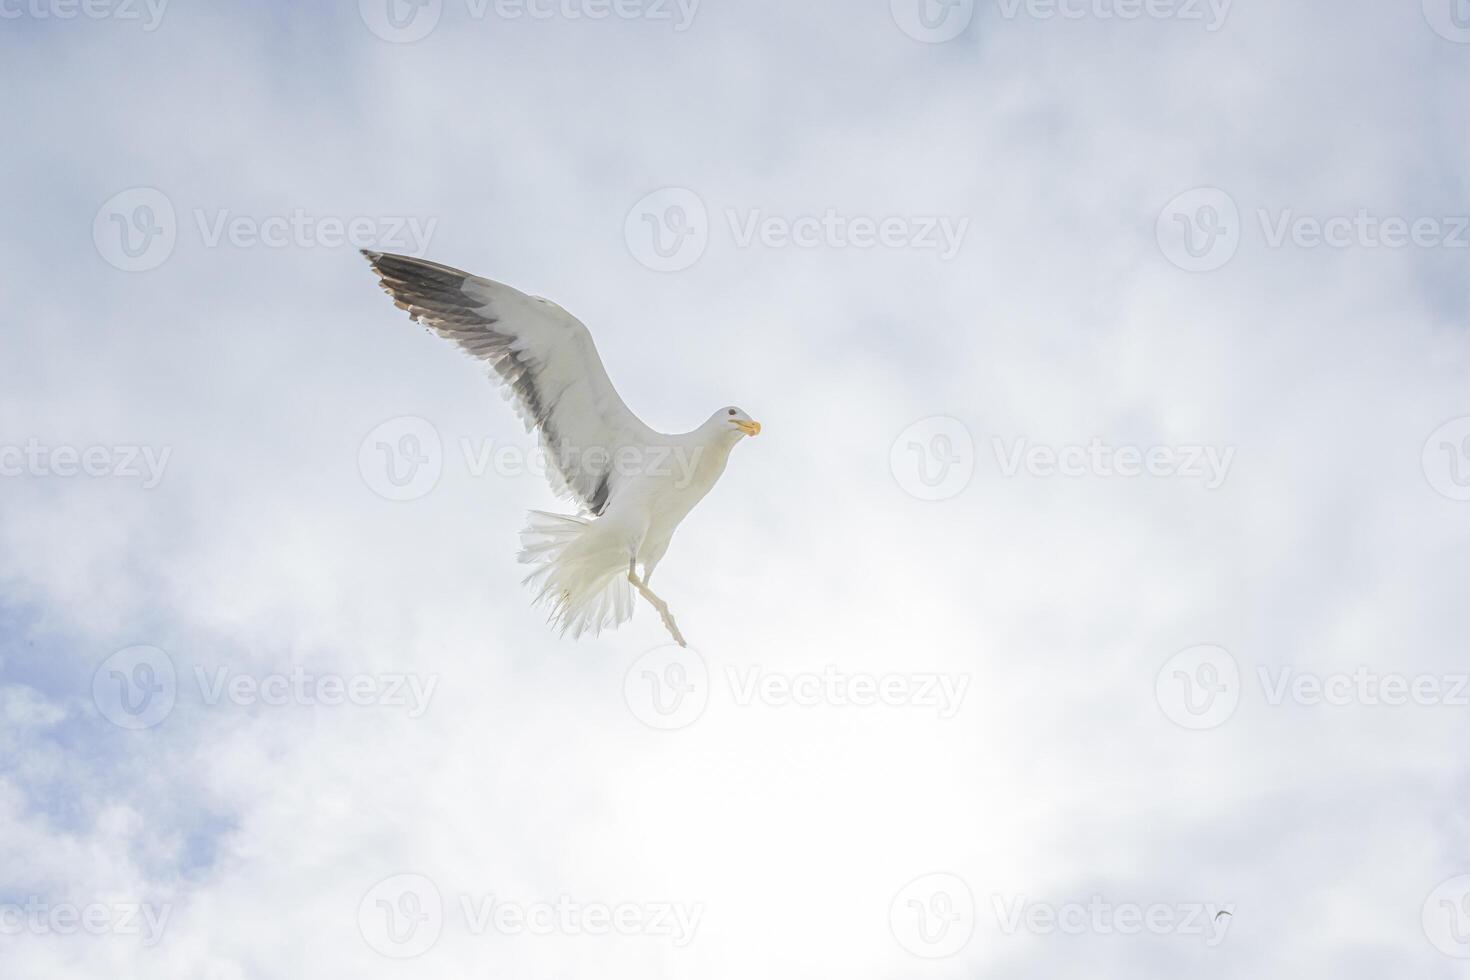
<box><xmin>517</xmin><ymin>511</ymin><xmax>633</xmax><ymax>639</ymax></box>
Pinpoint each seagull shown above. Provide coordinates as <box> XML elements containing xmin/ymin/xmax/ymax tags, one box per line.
<box><xmin>361</xmin><ymin>250</ymin><xmax>760</xmax><ymax>646</ymax></box>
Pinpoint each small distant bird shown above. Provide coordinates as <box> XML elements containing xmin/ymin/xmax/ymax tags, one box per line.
<box><xmin>362</xmin><ymin>251</ymin><xmax>760</xmax><ymax>646</ymax></box>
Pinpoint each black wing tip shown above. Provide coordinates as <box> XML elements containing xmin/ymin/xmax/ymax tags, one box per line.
<box><xmin>361</xmin><ymin>250</ymin><xmax>477</xmax><ymax>286</ymax></box>
<box><xmin>362</xmin><ymin>248</ymin><xmax>419</xmax><ymax>270</ymax></box>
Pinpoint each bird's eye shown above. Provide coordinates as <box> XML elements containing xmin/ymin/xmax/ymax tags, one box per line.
<box><xmin>728</xmin><ymin>409</ymin><xmax>737</xmax><ymax>416</ymax></box>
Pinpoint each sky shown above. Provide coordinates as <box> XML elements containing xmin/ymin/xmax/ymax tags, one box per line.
<box><xmin>3</xmin><ymin>0</ymin><xmax>1470</xmax><ymax>976</ymax></box>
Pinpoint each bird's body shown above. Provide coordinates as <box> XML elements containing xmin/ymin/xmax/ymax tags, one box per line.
<box><xmin>362</xmin><ymin>250</ymin><xmax>759</xmax><ymax>644</ymax></box>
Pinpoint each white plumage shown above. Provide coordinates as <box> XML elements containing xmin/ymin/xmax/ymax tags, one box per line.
<box><xmin>363</xmin><ymin>250</ymin><xmax>760</xmax><ymax>645</ymax></box>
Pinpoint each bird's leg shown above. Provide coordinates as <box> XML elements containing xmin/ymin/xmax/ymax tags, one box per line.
<box><xmin>627</xmin><ymin>557</ymin><xmax>686</xmax><ymax>648</ymax></box>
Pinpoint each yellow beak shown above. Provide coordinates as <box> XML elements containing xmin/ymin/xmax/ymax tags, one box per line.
<box><xmin>735</xmin><ymin>419</ymin><xmax>762</xmax><ymax>437</ymax></box>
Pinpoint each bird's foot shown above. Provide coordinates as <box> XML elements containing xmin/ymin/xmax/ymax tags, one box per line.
<box><xmin>657</xmin><ymin>604</ymin><xmax>687</xmax><ymax>648</ymax></box>
<box><xmin>629</xmin><ymin>569</ymin><xmax>687</xmax><ymax>647</ymax></box>
<box><xmin>646</xmin><ymin>592</ymin><xmax>687</xmax><ymax>647</ymax></box>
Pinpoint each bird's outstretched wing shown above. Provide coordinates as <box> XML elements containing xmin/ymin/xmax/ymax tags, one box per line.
<box><xmin>363</xmin><ymin>250</ymin><xmax>657</xmax><ymax>515</ymax></box>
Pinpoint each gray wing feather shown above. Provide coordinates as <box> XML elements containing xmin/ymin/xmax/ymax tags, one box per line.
<box><xmin>363</xmin><ymin>250</ymin><xmax>653</xmax><ymax>516</ymax></box>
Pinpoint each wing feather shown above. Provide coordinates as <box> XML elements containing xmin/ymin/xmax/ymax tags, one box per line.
<box><xmin>362</xmin><ymin>250</ymin><xmax>656</xmax><ymax>515</ymax></box>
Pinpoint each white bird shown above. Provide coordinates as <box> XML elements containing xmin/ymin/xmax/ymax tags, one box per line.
<box><xmin>362</xmin><ymin>250</ymin><xmax>760</xmax><ymax>646</ymax></box>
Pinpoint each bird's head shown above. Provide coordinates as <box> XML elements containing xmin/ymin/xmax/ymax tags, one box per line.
<box><xmin>711</xmin><ymin>406</ymin><xmax>761</xmax><ymax>440</ymax></box>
